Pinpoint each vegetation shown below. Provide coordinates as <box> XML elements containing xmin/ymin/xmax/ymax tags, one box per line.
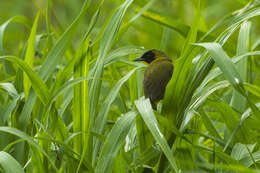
<box><xmin>0</xmin><ymin>0</ymin><xmax>260</xmax><ymax>172</ymax></box>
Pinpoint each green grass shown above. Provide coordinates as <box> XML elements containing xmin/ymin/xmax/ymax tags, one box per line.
<box><xmin>0</xmin><ymin>0</ymin><xmax>260</xmax><ymax>172</ymax></box>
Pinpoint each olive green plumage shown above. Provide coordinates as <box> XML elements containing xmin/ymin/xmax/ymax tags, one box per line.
<box><xmin>134</xmin><ymin>49</ymin><xmax>173</xmax><ymax>110</ymax></box>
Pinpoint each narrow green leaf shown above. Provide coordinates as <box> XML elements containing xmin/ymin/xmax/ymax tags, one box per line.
<box><xmin>0</xmin><ymin>16</ymin><xmax>31</xmax><ymax>54</ymax></box>
<box><xmin>0</xmin><ymin>127</ymin><xmax>58</xmax><ymax>172</ymax></box>
<box><xmin>89</xmin><ymin>0</ymin><xmax>133</xmax><ymax>128</ymax></box>
<box><xmin>38</xmin><ymin>0</ymin><xmax>89</xmax><ymax>81</ymax></box>
<box><xmin>19</xmin><ymin>0</ymin><xmax>90</xmax><ymax>126</ymax></box>
<box><xmin>2</xmin><ymin>96</ymin><xmax>20</xmax><ymax>124</ymax></box>
<box><xmin>24</xmin><ymin>12</ymin><xmax>40</xmax><ymax>99</ymax></box>
<box><xmin>0</xmin><ymin>83</ymin><xmax>18</xmax><ymax>98</ymax></box>
<box><xmin>127</xmin><ymin>0</ymin><xmax>156</xmax><ymax>25</ymax></box>
<box><xmin>223</xmin><ymin>103</ymin><xmax>260</xmax><ymax>152</ymax></box>
<box><xmin>195</xmin><ymin>43</ymin><xmax>260</xmax><ymax>120</ymax></box>
<box><xmin>53</xmin><ymin>5</ymin><xmax>100</xmax><ymax>94</ymax></box>
<box><xmin>93</xmin><ymin>67</ymin><xmax>141</xmax><ymax>161</ymax></box>
<box><xmin>0</xmin><ymin>15</ymin><xmax>31</xmax><ymax>74</ymax></box>
<box><xmin>95</xmin><ymin>111</ymin><xmax>137</xmax><ymax>173</ymax></box>
<box><xmin>76</xmin><ymin>40</ymin><xmax>91</xmax><ymax>172</ymax></box>
<box><xmin>200</xmin><ymin>111</ymin><xmax>222</xmax><ymax>140</ymax></box>
<box><xmin>104</xmin><ymin>46</ymin><xmax>144</xmax><ymax>66</ymax></box>
<box><xmin>200</xmin><ymin>51</ymin><xmax>260</xmax><ymax>89</ymax></box>
<box><xmin>244</xmin><ymin>83</ymin><xmax>260</xmax><ymax>99</ymax></box>
<box><xmin>141</xmin><ymin>9</ymin><xmax>191</xmax><ymax>37</ymax></box>
<box><xmin>231</xmin><ymin>143</ymin><xmax>256</xmax><ymax>161</ymax></box>
<box><xmin>0</xmin><ymin>56</ymin><xmax>50</xmax><ymax>105</ymax></box>
<box><xmin>51</xmin><ymin>77</ymin><xmax>89</xmax><ymax>105</ymax></box>
<box><xmin>135</xmin><ymin>97</ymin><xmax>179</xmax><ymax>173</ymax></box>
<box><xmin>194</xmin><ymin>43</ymin><xmax>244</xmax><ymax>92</ymax></box>
<box><xmin>230</xmin><ymin>21</ymin><xmax>251</xmax><ymax>112</ymax></box>
<box><xmin>0</xmin><ymin>151</ymin><xmax>24</xmax><ymax>173</ymax></box>
<box><xmin>189</xmin><ymin>81</ymin><xmax>230</xmax><ymax>111</ymax></box>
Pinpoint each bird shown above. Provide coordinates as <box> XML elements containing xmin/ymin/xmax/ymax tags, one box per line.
<box><xmin>134</xmin><ymin>49</ymin><xmax>173</xmax><ymax>110</ymax></box>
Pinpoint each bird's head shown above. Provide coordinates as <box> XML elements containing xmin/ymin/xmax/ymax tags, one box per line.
<box><xmin>134</xmin><ymin>49</ymin><xmax>168</xmax><ymax>64</ymax></box>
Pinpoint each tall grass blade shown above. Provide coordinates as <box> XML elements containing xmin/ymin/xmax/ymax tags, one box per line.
<box><xmin>135</xmin><ymin>98</ymin><xmax>179</xmax><ymax>173</ymax></box>
<box><xmin>89</xmin><ymin>0</ymin><xmax>133</xmax><ymax>119</ymax></box>
<box><xmin>230</xmin><ymin>21</ymin><xmax>251</xmax><ymax>113</ymax></box>
<box><xmin>0</xmin><ymin>16</ymin><xmax>31</xmax><ymax>74</ymax></box>
<box><xmin>93</xmin><ymin>67</ymin><xmax>141</xmax><ymax>161</ymax></box>
<box><xmin>24</xmin><ymin>12</ymin><xmax>40</xmax><ymax>99</ymax></box>
<box><xmin>0</xmin><ymin>56</ymin><xmax>50</xmax><ymax>105</ymax></box>
<box><xmin>95</xmin><ymin>111</ymin><xmax>137</xmax><ymax>173</ymax></box>
<box><xmin>0</xmin><ymin>127</ymin><xmax>58</xmax><ymax>172</ymax></box>
<box><xmin>19</xmin><ymin>0</ymin><xmax>90</xmax><ymax>126</ymax></box>
<box><xmin>0</xmin><ymin>151</ymin><xmax>24</xmax><ymax>173</ymax></box>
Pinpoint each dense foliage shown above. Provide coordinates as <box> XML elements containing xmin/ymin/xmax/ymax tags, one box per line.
<box><xmin>0</xmin><ymin>0</ymin><xmax>260</xmax><ymax>172</ymax></box>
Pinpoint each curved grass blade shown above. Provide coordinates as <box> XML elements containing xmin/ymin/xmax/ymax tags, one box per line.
<box><xmin>0</xmin><ymin>15</ymin><xmax>31</xmax><ymax>74</ymax></box>
<box><xmin>223</xmin><ymin>103</ymin><xmax>260</xmax><ymax>152</ymax></box>
<box><xmin>93</xmin><ymin>67</ymin><xmax>141</xmax><ymax>161</ymax></box>
<box><xmin>24</xmin><ymin>12</ymin><xmax>40</xmax><ymax>99</ymax></box>
<box><xmin>38</xmin><ymin>0</ymin><xmax>90</xmax><ymax>81</ymax></box>
<box><xmin>135</xmin><ymin>97</ymin><xmax>179</xmax><ymax>173</ymax></box>
<box><xmin>95</xmin><ymin>111</ymin><xmax>137</xmax><ymax>173</ymax></box>
<box><xmin>252</xmin><ymin>37</ymin><xmax>260</xmax><ymax>50</ymax></box>
<box><xmin>128</xmin><ymin>0</ymin><xmax>156</xmax><ymax>25</ymax></box>
<box><xmin>195</xmin><ymin>43</ymin><xmax>260</xmax><ymax>119</ymax></box>
<box><xmin>2</xmin><ymin>96</ymin><xmax>20</xmax><ymax>124</ymax></box>
<box><xmin>0</xmin><ymin>15</ymin><xmax>31</xmax><ymax>54</ymax></box>
<box><xmin>0</xmin><ymin>83</ymin><xmax>19</xmax><ymax>98</ymax></box>
<box><xmin>200</xmin><ymin>111</ymin><xmax>222</xmax><ymax>140</ymax></box>
<box><xmin>51</xmin><ymin>77</ymin><xmax>89</xmax><ymax>106</ymax></box>
<box><xmin>0</xmin><ymin>151</ymin><xmax>24</xmax><ymax>173</ymax></box>
<box><xmin>0</xmin><ymin>56</ymin><xmax>50</xmax><ymax>105</ymax></box>
<box><xmin>201</xmin><ymin>1</ymin><xmax>260</xmax><ymax>40</ymax></box>
<box><xmin>194</xmin><ymin>43</ymin><xmax>245</xmax><ymax>94</ymax></box>
<box><xmin>141</xmin><ymin>9</ymin><xmax>191</xmax><ymax>37</ymax></box>
<box><xmin>89</xmin><ymin>0</ymin><xmax>133</xmax><ymax>125</ymax></box>
<box><xmin>0</xmin><ymin>127</ymin><xmax>58</xmax><ymax>172</ymax></box>
<box><xmin>200</xmin><ymin>51</ymin><xmax>260</xmax><ymax>90</ymax></box>
<box><xmin>244</xmin><ymin>83</ymin><xmax>260</xmax><ymax>99</ymax></box>
<box><xmin>104</xmin><ymin>46</ymin><xmax>144</xmax><ymax>66</ymax></box>
<box><xmin>230</xmin><ymin>21</ymin><xmax>251</xmax><ymax>113</ymax></box>
<box><xmin>53</xmin><ymin>5</ymin><xmax>101</xmax><ymax>94</ymax></box>
<box><xmin>19</xmin><ymin>0</ymin><xmax>90</xmax><ymax>126</ymax></box>
<box><xmin>189</xmin><ymin>80</ymin><xmax>230</xmax><ymax>111</ymax></box>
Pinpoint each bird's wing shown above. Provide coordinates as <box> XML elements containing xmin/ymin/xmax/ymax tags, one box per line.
<box><xmin>143</xmin><ymin>61</ymin><xmax>173</xmax><ymax>103</ymax></box>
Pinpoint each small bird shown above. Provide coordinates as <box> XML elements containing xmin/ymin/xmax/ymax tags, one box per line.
<box><xmin>134</xmin><ymin>49</ymin><xmax>173</xmax><ymax>110</ymax></box>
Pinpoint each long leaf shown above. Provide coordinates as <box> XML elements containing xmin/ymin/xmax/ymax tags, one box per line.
<box><xmin>89</xmin><ymin>0</ymin><xmax>133</xmax><ymax>119</ymax></box>
<box><xmin>19</xmin><ymin>0</ymin><xmax>90</xmax><ymax>126</ymax></box>
<box><xmin>24</xmin><ymin>12</ymin><xmax>40</xmax><ymax>99</ymax></box>
<box><xmin>230</xmin><ymin>21</ymin><xmax>251</xmax><ymax>112</ymax></box>
<box><xmin>0</xmin><ymin>15</ymin><xmax>31</xmax><ymax>74</ymax></box>
<box><xmin>0</xmin><ymin>56</ymin><xmax>50</xmax><ymax>105</ymax></box>
<box><xmin>135</xmin><ymin>97</ymin><xmax>179</xmax><ymax>173</ymax></box>
<box><xmin>93</xmin><ymin>67</ymin><xmax>141</xmax><ymax>161</ymax></box>
<box><xmin>0</xmin><ymin>151</ymin><xmax>24</xmax><ymax>173</ymax></box>
<box><xmin>95</xmin><ymin>111</ymin><xmax>137</xmax><ymax>173</ymax></box>
<box><xmin>0</xmin><ymin>127</ymin><xmax>58</xmax><ymax>172</ymax></box>
<box><xmin>195</xmin><ymin>43</ymin><xmax>260</xmax><ymax>119</ymax></box>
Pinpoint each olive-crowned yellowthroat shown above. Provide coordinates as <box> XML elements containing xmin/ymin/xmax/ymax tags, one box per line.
<box><xmin>134</xmin><ymin>49</ymin><xmax>173</xmax><ymax>110</ymax></box>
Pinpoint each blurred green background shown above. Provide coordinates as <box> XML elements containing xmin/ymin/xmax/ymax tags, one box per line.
<box><xmin>1</xmin><ymin>0</ymin><xmax>260</xmax><ymax>172</ymax></box>
<box><xmin>2</xmin><ymin>0</ymin><xmax>258</xmax><ymax>59</ymax></box>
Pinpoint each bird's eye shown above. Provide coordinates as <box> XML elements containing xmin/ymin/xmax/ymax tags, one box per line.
<box><xmin>146</xmin><ymin>50</ymin><xmax>155</xmax><ymax>58</ymax></box>
<box><xmin>144</xmin><ymin>51</ymin><xmax>155</xmax><ymax>63</ymax></box>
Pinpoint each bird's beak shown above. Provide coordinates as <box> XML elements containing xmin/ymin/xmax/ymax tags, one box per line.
<box><xmin>133</xmin><ymin>57</ymin><xmax>145</xmax><ymax>61</ymax></box>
